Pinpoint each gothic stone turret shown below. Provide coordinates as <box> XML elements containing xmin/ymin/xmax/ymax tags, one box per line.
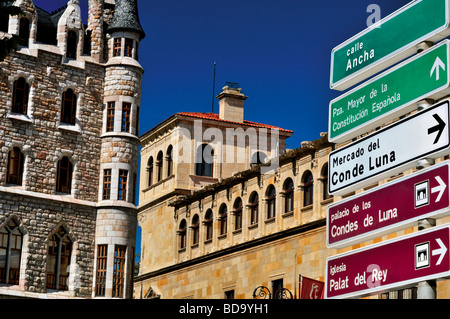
<box><xmin>94</xmin><ymin>0</ymin><xmax>145</xmax><ymax>299</ymax></box>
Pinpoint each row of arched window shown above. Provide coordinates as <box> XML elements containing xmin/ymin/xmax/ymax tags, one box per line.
<box><xmin>0</xmin><ymin>217</ymin><xmax>72</xmax><ymax>291</ymax></box>
<box><xmin>146</xmin><ymin>144</ymin><xmax>269</xmax><ymax>187</ymax></box>
<box><xmin>146</xmin><ymin>143</ymin><xmax>213</xmax><ymax>186</ymax></box>
<box><xmin>147</xmin><ymin>145</ymin><xmax>173</xmax><ymax>187</ymax></box>
<box><xmin>177</xmin><ymin>167</ymin><xmax>332</xmax><ymax>250</ymax></box>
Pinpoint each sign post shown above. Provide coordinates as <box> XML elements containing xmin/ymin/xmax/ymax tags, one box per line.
<box><xmin>328</xmin><ymin>99</ymin><xmax>450</xmax><ymax>196</ymax></box>
<box><xmin>327</xmin><ymin>161</ymin><xmax>450</xmax><ymax>248</ymax></box>
<box><xmin>327</xmin><ymin>0</ymin><xmax>450</xmax><ymax>300</ymax></box>
<box><xmin>329</xmin><ymin>40</ymin><xmax>450</xmax><ymax>143</ymax></box>
<box><xmin>330</xmin><ymin>0</ymin><xmax>450</xmax><ymax>91</ymax></box>
<box><xmin>325</xmin><ymin>224</ymin><xmax>450</xmax><ymax>299</ymax></box>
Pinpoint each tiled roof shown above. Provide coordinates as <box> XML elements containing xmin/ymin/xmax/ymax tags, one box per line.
<box><xmin>140</xmin><ymin>112</ymin><xmax>293</xmax><ymax>139</ymax></box>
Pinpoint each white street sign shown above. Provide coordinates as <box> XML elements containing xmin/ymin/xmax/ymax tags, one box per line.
<box><xmin>329</xmin><ymin>99</ymin><xmax>450</xmax><ymax>196</ymax></box>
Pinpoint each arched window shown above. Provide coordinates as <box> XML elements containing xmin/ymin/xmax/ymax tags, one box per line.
<box><xmin>18</xmin><ymin>17</ymin><xmax>29</xmax><ymax>47</ymax></box>
<box><xmin>321</xmin><ymin>163</ymin><xmax>332</xmax><ymax>200</ymax></box>
<box><xmin>61</xmin><ymin>89</ymin><xmax>77</xmax><ymax>125</ymax></box>
<box><xmin>266</xmin><ymin>185</ymin><xmax>276</xmax><ymax>219</ymax></box>
<box><xmin>46</xmin><ymin>227</ymin><xmax>72</xmax><ymax>291</ymax></box>
<box><xmin>219</xmin><ymin>204</ymin><xmax>227</xmax><ymax>236</ymax></box>
<box><xmin>249</xmin><ymin>192</ymin><xmax>259</xmax><ymax>225</ymax></box>
<box><xmin>178</xmin><ymin>219</ymin><xmax>187</xmax><ymax>250</ymax></box>
<box><xmin>233</xmin><ymin>198</ymin><xmax>243</xmax><ymax>231</ymax></box>
<box><xmin>303</xmin><ymin>171</ymin><xmax>314</xmax><ymax>207</ymax></box>
<box><xmin>166</xmin><ymin>145</ymin><xmax>173</xmax><ymax>177</ymax></box>
<box><xmin>283</xmin><ymin>178</ymin><xmax>294</xmax><ymax>214</ymax></box>
<box><xmin>56</xmin><ymin>157</ymin><xmax>73</xmax><ymax>194</ymax></box>
<box><xmin>204</xmin><ymin>209</ymin><xmax>213</xmax><ymax>241</ymax></box>
<box><xmin>251</xmin><ymin>152</ymin><xmax>266</xmax><ymax>166</ymax></box>
<box><xmin>0</xmin><ymin>218</ymin><xmax>23</xmax><ymax>285</ymax></box>
<box><xmin>156</xmin><ymin>151</ymin><xmax>163</xmax><ymax>182</ymax></box>
<box><xmin>196</xmin><ymin>144</ymin><xmax>214</xmax><ymax>177</ymax></box>
<box><xmin>191</xmin><ymin>214</ymin><xmax>199</xmax><ymax>246</ymax></box>
<box><xmin>12</xmin><ymin>77</ymin><xmax>29</xmax><ymax>115</ymax></box>
<box><xmin>66</xmin><ymin>30</ymin><xmax>77</xmax><ymax>59</ymax></box>
<box><xmin>147</xmin><ymin>157</ymin><xmax>154</xmax><ymax>187</ymax></box>
<box><xmin>6</xmin><ymin>147</ymin><xmax>24</xmax><ymax>186</ymax></box>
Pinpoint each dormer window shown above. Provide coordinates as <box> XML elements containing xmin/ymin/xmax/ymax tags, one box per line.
<box><xmin>18</xmin><ymin>17</ymin><xmax>29</xmax><ymax>47</ymax></box>
<box><xmin>67</xmin><ymin>30</ymin><xmax>77</xmax><ymax>59</ymax></box>
<box><xmin>12</xmin><ymin>77</ymin><xmax>29</xmax><ymax>115</ymax></box>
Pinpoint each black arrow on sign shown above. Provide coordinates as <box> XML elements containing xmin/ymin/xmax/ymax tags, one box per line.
<box><xmin>428</xmin><ymin>114</ymin><xmax>446</xmax><ymax>144</ymax></box>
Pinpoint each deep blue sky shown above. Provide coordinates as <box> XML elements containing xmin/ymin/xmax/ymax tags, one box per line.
<box><xmin>33</xmin><ymin>0</ymin><xmax>412</xmax><ymax>258</ymax></box>
<box><xmin>35</xmin><ymin>0</ymin><xmax>411</xmax><ymax>148</ymax></box>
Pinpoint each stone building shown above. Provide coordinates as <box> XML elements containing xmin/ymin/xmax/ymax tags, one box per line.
<box><xmin>134</xmin><ymin>83</ymin><xmax>450</xmax><ymax>299</ymax></box>
<box><xmin>0</xmin><ymin>0</ymin><xmax>144</xmax><ymax>299</ymax></box>
<box><xmin>134</xmin><ymin>82</ymin><xmax>334</xmax><ymax>298</ymax></box>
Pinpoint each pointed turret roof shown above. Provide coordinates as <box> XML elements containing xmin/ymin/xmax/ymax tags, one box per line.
<box><xmin>107</xmin><ymin>0</ymin><xmax>145</xmax><ymax>39</ymax></box>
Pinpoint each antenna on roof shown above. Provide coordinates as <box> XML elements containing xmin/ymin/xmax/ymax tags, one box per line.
<box><xmin>211</xmin><ymin>61</ymin><xmax>216</xmax><ymax>113</ymax></box>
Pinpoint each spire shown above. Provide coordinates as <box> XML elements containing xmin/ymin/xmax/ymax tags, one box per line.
<box><xmin>107</xmin><ymin>0</ymin><xmax>145</xmax><ymax>39</ymax></box>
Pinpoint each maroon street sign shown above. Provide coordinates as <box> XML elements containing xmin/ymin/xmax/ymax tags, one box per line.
<box><xmin>327</xmin><ymin>161</ymin><xmax>450</xmax><ymax>249</ymax></box>
<box><xmin>325</xmin><ymin>224</ymin><xmax>450</xmax><ymax>299</ymax></box>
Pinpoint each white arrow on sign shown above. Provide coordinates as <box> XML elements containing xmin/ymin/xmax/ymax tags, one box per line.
<box><xmin>432</xmin><ymin>176</ymin><xmax>447</xmax><ymax>203</ymax></box>
<box><xmin>432</xmin><ymin>238</ymin><xmax>448</xmax><ymax>266</ymax></box>
<box><xmin>431</xmin><ymin>56</ymin><xmax>446</xmax><ymax>81</ymax></box>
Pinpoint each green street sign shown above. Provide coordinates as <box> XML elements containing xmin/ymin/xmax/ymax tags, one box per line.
<box><xmin>329</xmin><ymin>40</ymin><xmax>450</xmax><ymax>143</ymax></box>
<box><xmin>330</xmin><ymin>0</ymin><xmax>450</xmax><ymax>91</ymax></box>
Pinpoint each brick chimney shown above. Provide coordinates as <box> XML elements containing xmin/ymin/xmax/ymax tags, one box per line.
<box><xmin>216</xmin><ymin>82</ymin><xmax>248</xmax><ymax>123</ymax></box>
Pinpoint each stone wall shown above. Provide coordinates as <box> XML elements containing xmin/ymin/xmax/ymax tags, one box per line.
<box><xmin>137</xmin><ymin>136</ymin><xmax>333</xmax><ymax>276</ymax></box>
<box><xmin>0</xmin><ymin>36</ymin><xmax>104</xmax><ymax>298</ymax></box>
<box><xmin>136</xmin><ymin>225</ymin><xmax>328</xmax><ymax>299</ymax></box>
<box><xmin>0</xmin><ymin>190</ymin><xmax>97</xmax><ymax>298</ymax></box>
<box><xmin>0</xmin><ymin>49</ymin><xmax>104</xmax><ymax>202</ymax></box>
